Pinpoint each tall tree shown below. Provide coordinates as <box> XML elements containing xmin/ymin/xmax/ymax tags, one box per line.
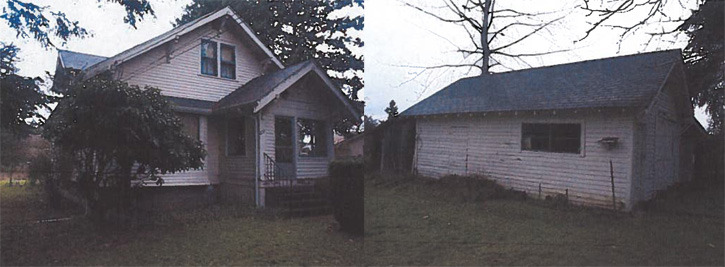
<box><xmin>406</xmin><ymin>0</ymin><xmax>571</xmax><ymax>74</ymax></box>
<box><xmin>175</xmin><ymin>0</ymin><xmax>364</xmax><ymax>100</ymax></box>
<box><xmin>0</xmin><ymin>44</ymin><xmax>53</xmax><ymax>174</ymax></box>
<box><xmin>679</xmin><ymin>0</ymin><xmax>723</xmax><ymax>134</ymax></box>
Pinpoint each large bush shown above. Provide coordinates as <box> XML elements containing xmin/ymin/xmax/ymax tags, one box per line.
<box><xmin>44</xmin><ymin>76</ymin><xmax>206</xmax><ymax>224</ymax></box>
<box><xmin>328</xmin><ymin>159</ymin><xmax>364</xmax><ymax>235</ymax></box>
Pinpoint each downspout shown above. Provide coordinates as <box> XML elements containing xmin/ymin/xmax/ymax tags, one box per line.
<box><xmin>254</xmin><ymin>113</ymin><xmax>261</xmax><ymax>207</ymax></box>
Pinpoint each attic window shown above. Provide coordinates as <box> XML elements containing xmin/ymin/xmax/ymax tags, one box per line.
<box><xmin>521</xmin><ymin>123</ymin><xmax>581</xmax><ymax>154</ymax></box>
<box><xmin>201</xmin><ymin>40</ymin><xmax>218</xmax><ymax>76</ymax></box>
<box><xmin>220</xmin><ymin>44</ymin><xmax>236</xmax><ymax>79</ymax></box>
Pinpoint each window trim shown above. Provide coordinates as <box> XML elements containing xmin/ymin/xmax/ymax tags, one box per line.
<box><xmin>200</xmin><ymin>39</ymin><xmax>237</xmax><ymax>80</ymax></box>
<box><xmin>296</xmin><ymin>118</ymin><xmax>328</xmax><ymax>158</ymax></box>
<box><xmin>200</xmin><ymin>39</ymin><xmax>218</xmax><ymax>76</ymax></box>
<box><xmin>520</xmin><ymin>121</ymin><xmax>585</xmax><ymax>156</ymax></box>
<box><xmin>219</xmin><ymin>43</ymin><xmax>236</xmax><ymax>79</ymax></box>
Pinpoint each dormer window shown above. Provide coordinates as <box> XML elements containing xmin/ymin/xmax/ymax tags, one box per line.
<box><xmin>201</xmin><ymin>40</ymin><xmax>218</xmax><ymax>76</ymax></box>
<box><xmin>200</xmin><ymin>40</ymin><xmax>236</xmax><ymax>79</ymax></box>
<box><xmin>220</xmin><ymin>44</ymin><xmax>236</xmax><ymax>79</ymax></box>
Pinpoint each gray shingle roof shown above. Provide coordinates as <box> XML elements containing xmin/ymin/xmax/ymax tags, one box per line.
<box><xmin>401</xmin><ymin>50</ymin><xmax>682</xmax><ymax>116</ymax></box>
<box><xmin>58</xmin><ymin>50</ymin><xmax>107</xmax><ymax>70</ymax></box>
<box><xmin>214</xmin><ymin>60</ymin><xmax>314</xmax><ymax>111</ymax></box>
<box><xmin>167</xmin><ymin>96</ymin><xmax>215</xmax><ymax>114</ymax></box>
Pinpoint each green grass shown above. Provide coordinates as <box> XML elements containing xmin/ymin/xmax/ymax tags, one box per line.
<box><xmin>1</xmin><ymin>183</ymin><xmax>362</xmax><ymax>266</ymax></box>
<box><xmin>364</xmin><ymin>175</ymin><xmax>724</xmax><ymax>266</ymax></box>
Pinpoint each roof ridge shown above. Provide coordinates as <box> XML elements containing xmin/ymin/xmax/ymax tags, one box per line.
<box><xmin>479</xmin><ymin>49</ymin><xmax>681</xmax><ymax>78</ymax></box>
<box><xmin>58</xmin><ymin>49</ymin><xmax>108</xmax><ymax>58</ymax></box>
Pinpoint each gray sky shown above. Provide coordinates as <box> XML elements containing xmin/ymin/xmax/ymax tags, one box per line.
<box><xmin>1</xmin><ymin>0</ymin><xmax>709</xmax><ymax>126</ymax></box>
<box><xmin>365</xmin><ymin>0</ymin><xmax>708</xmax><ymax>126</ymax></box>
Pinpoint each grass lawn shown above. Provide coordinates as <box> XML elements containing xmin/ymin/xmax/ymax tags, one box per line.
<box><xmin>1</xmin><ymin>182</ymin><xmax>362</xmax><ymax>266</ymax></box>
<box><xmin>364</xmin><ymin>175</ymin><xmax>724</xmax><ymax>266</ymax></box>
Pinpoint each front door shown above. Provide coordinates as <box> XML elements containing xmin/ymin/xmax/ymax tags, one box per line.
<box><xmin>275</xmin><ymin>116</ymin><xmax>296</xmax><ymax>178</ymax></box>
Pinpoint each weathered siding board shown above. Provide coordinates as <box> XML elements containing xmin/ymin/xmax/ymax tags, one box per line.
<box><xmin>218</xmin><ymin>116</ymin><xmax>256</xmax><ymax>181</ymax></box>
<box><xmin>632</xmin><ymin>65</ymin><xmax>686</xmax><ymax>203</ymax></box>
<box><xmin>415</xmin><ymin>112</ymin><xmax>635</xmax><ymax>208</ymax></box>
<box><xmin>260</xmin><ymin>82</ymin><xmax>335</xmax><ymax>179</ymax></box>
<box><xmin>119</xmin><ymin>24</ymin><xmax>265</xmax><ymax>102</ymax></box>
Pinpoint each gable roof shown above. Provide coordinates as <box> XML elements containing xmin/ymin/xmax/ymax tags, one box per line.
<box><xmin>214</xmin><ymin>60</ymin><xmax>362</xmax><ymax>122</ymax></box>
<box><xmin>81</xmin><ymin>6</ymin><xmax>284</xmax><ymax>79</ymax></box>
<box><xmin>58</xmin><ymin>50</ymin><xmax>108</xmax><ymax>70</ymax></box>
<box><xmin>401</xmin><ymin>49</ymin><xmax>683</xmax><ymax>117</ymax></box>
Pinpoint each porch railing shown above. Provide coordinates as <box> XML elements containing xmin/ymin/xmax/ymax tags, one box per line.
<box><xmin>263</xmin><ymin>153</ymin><xmax>294</xmax><ymax>181</ymax></box>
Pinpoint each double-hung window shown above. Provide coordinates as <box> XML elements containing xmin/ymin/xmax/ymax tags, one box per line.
<box><xmin>220</xmin><ymin>44</ymin><xmax>236</xmax><ymax>79</ymax></box>
<box><xmin>201</xmin><ymin>40</ymin><xmax>236</xmax><ymax>79</ymax></box>
<box><xmin>200</xmin><ymin>40</ymin><xmax>218</xmax><ymax>76</ymax></box>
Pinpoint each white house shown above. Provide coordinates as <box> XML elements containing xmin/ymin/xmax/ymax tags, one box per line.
<box><xmin>400</xmin><ymin>50</ymin><xmax>705</xmax><ymax>210</ymax></box>
<box><xmin>52</xmin><ymin>7</ymin><xmax>361</xmax><ymax>207</ymax></box>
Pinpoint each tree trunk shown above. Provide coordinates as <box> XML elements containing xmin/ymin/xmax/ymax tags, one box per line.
<box><xmin>481</xmin><ymin>0</ymin><xmax>492</xmax><ymax>74</ymax></box>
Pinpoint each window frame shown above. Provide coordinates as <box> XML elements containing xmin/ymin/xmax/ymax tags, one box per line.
<box><xmin>225</xmin><ymin>118</ymin><xmax>246</xmax><ymax>157</ymax></box>
<box><xmin>296</xmin><ymin>118</ymin><xmax>328</xmax><ymax>158</ymax></box>
<box><xmin>200</xmin><ymin>39</ymin><xmax>218</xmax><ymax>76</ymax></box>
<box><xmin>520</xmin><ymin>122</ymin><xmax>583</xmax><ymax>155</ymax></box>
<box><xmin>219</xmin><ymin>43</ymin><xmax>236</xmax><ymax>79</ymax></box>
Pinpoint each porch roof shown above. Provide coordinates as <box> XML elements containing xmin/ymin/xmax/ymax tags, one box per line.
<box><xmin>214</xmin><ymin>60</ymin><xmax>362</xmax><ymax>122</ymax></box>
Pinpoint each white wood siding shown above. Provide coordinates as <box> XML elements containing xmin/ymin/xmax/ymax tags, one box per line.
<box><xmin>259</xmin><ymin>81</ymin><xmax>335</xmax><ymax>179</ymax></box>
<box><xmin>414</xmin><ymin>111</ymin><xmax>636</xmax><ymax>209</ymax></box>
<box><xmin>118</xmin><ymin>24</ymin><xmax>265</xmax><ymax>102</ymax></box>
<box><xmin>158</xmin><ymin>115</ymin><xmax>220</xmax><ymax>186</ymax></box>
<box><xmin>115</xmin><ymin>23</ymin><xmax>268</xmax><ymax>186</ymax></box>
<box><xmin>218</xmin><ymin>116</ymin><xmax>256</xmax><ymax>182</ymax></box>
<box><xmin>632</xmin><ymin>65</ymin><xmax>687</xmax><ymax>203</ymax></box>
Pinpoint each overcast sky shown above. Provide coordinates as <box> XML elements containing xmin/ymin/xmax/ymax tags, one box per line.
<box><xmin>365</xmin><ymin>0</ymin><xmax>708</xmax><ymax>126</ymax></box>
<box><xmin>1</xmin><ymin>0</ymin><xmax>709</xmax><ymax>126</ymax></box>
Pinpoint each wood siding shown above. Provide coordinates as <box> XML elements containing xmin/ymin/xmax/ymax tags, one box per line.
<box><xmin>115</xmin><ymin>23</ymin><xmax>267</xmax><ymax>186</ymax></box>
<box><xmin>118</xmin><ymin>23</ymin><xmax>265</xmax><ymax>102</ymax></box>
<box><xmin>414</xmin><ymin>111</ymin><xmax>636</xmax><ymax>209</ymax></box>
<box><xmin>631</xmin><ymin>64</ymin><xmax>689</xmax><ymax>203</ymax></box>
<box><xmin>259</xmin><ymin>81</ymin><xmax>335</xmax><ymax>179</ymax></box>
<box><xmin>218</xmin><ymin>116</ymin><xmax>256</xmax><ymax>182</ymax></box>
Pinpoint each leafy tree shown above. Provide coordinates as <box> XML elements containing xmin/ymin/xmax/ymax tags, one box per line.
<box><xmin>44</xmin><ymin>76</ymin><xmax>206</xmax><ymax>222</ymax></box>
<box><xmin>1</xmin><ymin>0</ymin><xmax>154</xmax><ymax>47</ymax></box>
<box><xmin>679</xmin><ymin>0</ymin><xmax>723</xmax><ymax>134</ymax></box>
<box><xmin>0</xmin><ymin>44</ymin><xmax>53</xmax><ymax>178</ymax></box>
<box><xmin>385</xmin><ymin>100</ymin><xmax>399</xmax><ymax>120</ymax></box>
<box><xmin>175</xmin><ymin>0</ymin><xmax>363</xmax><ymax>100</ymax></box>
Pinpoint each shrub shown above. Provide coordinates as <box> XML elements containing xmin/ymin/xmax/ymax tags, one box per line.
<box><xmin>328</xmin><ymin>158</ymin><xmax>364</xmax><ymax>235</ymax></box>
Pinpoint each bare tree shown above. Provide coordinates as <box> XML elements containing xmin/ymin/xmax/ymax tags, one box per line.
<box><xmin>404</xmin><ymin>0</ymin><xmax>573</xmax><ymax>74</ymax></box>
<box><xmin>579</xmin><ymin>0</ymin><xmax>701</xmax><ymax>51</ymax></box>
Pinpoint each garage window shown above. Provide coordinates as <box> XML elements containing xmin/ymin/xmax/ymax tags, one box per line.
<box><xmin>521</xmin><ymin>123</ymin><xmax>581</xmax><ymax>153</ymax></box>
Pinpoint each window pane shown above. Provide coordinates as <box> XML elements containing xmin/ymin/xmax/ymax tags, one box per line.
<box><xmin>298</xmin><ymin>119</ymin><xmax>327</xmax><ymax>157</ymax></box>
<box><xmin>201</xmin><ymin>40</ymin><xmax>217</xmax><ymax>76</ymax></box>
<box><xmin>275</xmin><ymin>117</ymin><xmax>293</xmax><ymax>163</ymax></box>
<box><xmin>522</xmin><ymin>123</ymin><xmax>580</xmax><ymax>154</ymax></box>
<box><xmin>220</xmin><ymin>45</ymin><xmax>235</xmax><ymax>62</ymax></box>
<box><xmin>220</xmin><ymin>44</ymin><xmax>235</xmax><ymax>79</ymax></box>
<box><xmin>179</xmin><ymin>113</ymin><xmax>200</xmax><ymax>140</ymax></box>
<box><xmin>227</xmin><ymin>119</ymin><xmax>245</xmax><ymax>156</ymax></box>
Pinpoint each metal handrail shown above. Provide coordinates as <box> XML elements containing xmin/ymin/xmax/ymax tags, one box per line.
<box><xmin>263</xmin><ymin>153</ymin><xmax>294</xmax><ymax>181</ymax></box>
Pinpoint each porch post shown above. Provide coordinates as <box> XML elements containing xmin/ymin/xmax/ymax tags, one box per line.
<box><xmin>254</xmin><ymin>113</ymin><xmax>263</xmax><ymax>207</ymax></box>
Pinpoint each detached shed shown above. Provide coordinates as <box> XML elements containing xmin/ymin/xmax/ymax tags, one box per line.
<box><xmin>401</xmin><ymin>50</ymin><xmax>705</xmax><ymax>210</ymax></box>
